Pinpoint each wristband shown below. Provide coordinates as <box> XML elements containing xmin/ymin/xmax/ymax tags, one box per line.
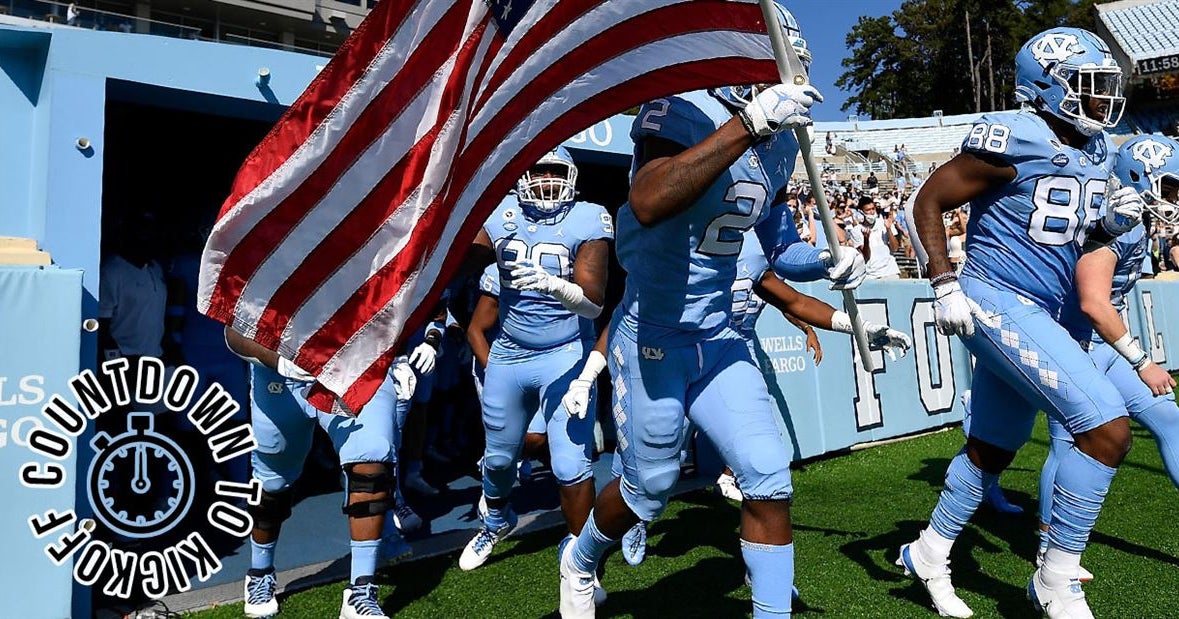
<box><xmin>578</xmin><ymin>350</ymin><xmax>607</xmax><ymax>382</ymax></box>
<box><xmin>830</xmin><ymin>311</ymin><xmax>853</xmax><ymax>334</ymax></box>
<box><xmin>929</xmin><ymin>271</ymin><xmax>958</xmax><ymax>287</ymax></box>
<box><xmin>1111</xmin><ymin>332</ymin><xmax>1149</xmax><ymax>370</ymax></box>
<box><xmin>424</xmin><ymin>329</ymin><xmax>442</xmax><ymax>349</ymax></box>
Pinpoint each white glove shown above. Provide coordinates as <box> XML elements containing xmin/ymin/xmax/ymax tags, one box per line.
<box><xmin>408</xmin><ymin>342</ymin><xmax>437</xmax><ymax>375</ymax></box>
<box><xmin>819</xmin><ymin>247</ymin><xmax>866</xmax><ymax>290</ymax></box>
<box><xmin>277</xmin><ymin>356</ymin><xmax>315</xmax><ymax>382</ymax></box>
<box><xmin>561</xmin><ymin>351</ymin><xmax>606</xmax><ymax>419</ymax></box>
<box><xmin>509</xmin><ymin>259</ymin><xmax>602</xmax><ymax>319</ymax></box>
<box><xmin>933</xmin><ymin>280</ymin><xmax>997</xmax><ymax>337</ymax></box>
<box><xmin>864</xmin><ymin>322</ymin><xmax>913</xmax><ymax>361</ymax></box>
<box><xmin>508</xmin><ymin>259</ymin><xmax>558</xmax><ymax>294</ymax></box>
<box><xmin>739</xmin><ymin>83</ymin><xmax>824</xmax><ymax>137</ymax></box>
<box><xmin>391</xmin><ymin>362</ymin><xmax>417</xmax><ymax>401</ymax></box>
<box><xmin>1103</xmin><ymin>186</ymin><xmax>1144</xmax><ymax>236</ymax></box>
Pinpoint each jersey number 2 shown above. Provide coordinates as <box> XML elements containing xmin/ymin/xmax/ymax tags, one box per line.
<box><xmin>698</xmin><ymin>182</ymin><xmax>768</xmax><ymax>256</ymax></box>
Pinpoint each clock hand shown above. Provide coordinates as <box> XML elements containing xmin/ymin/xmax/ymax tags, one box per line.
<box><xmin>132</xmin><ymin>445</ymin><xmax>151</xmax><ymax>494</ymax></box>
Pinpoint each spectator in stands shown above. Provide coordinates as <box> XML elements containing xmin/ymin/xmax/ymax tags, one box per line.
<box><xmin>945</xmin><ymin>207</ymin><xmax>968</xmax><ymax>275</ymax></box>
<box><xmin>825</xmin><ymin>131</ymin><xmax>835</xmax><ymax>155</ymax></box>
<box><xmin>899</xmin><ymin>143</ymin><xmax>909</xmax><ymax>161</ymax></box>
<box><xmin>853</xmin><ymin>175</ymin><xmax>863</xmax><ymax>193</ymax></box>
<box><xmin>66</xmin><ymin>3</ymin><xmax>79</xmax><ymax>26</ymax></box>
<box><xmin>866</xmin><ymin>171</ymin><xmax>879</xmax><ymax>191</ymax></box>
<box><xmin>895</xmin><ymin>174</ymin><xmax>907</xmax><ymax>196</ymax></box>
<box><xmin>848</xmin><ymin>196</ymin><xmax>901</xmax><ymax>280</ymax></box>
<box><xmin>1170</xmin><ymin>234</ymin><xmax>1179</xmax><ymax>272</ymax></box>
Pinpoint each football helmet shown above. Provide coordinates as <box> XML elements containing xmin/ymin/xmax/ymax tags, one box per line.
<box><xmin>1115</xmin><ymin>134</ymin><xmax>1179</xmax><ymax>226</ymax></box>
<box><xmin>516</xmin><ymin>146</ymin><xmax>577</xmax><ymax>221</ymax></box>
<box><xmin>710</xmin><ymin>1</ymin><xmax>810</xmax><ymax>110</ymax></box>
<box><xmin>1014</xmin><ymin>27</ymin><xmax>1125</xmax><ymax>137</ymax></box>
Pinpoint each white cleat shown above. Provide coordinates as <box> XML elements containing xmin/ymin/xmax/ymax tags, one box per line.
<box><xmin>243</xmin><ymin>570</ymin><xmax>279</xmax><ymax>618</ymax></box>
<box><xmin>896</xmin><ymin>542</ymin><xmax>974</xmax><ymax>618</ymax></box>
<box><xmin>1028</xmin><ymin>568</ymin><xmax>1093</xmax><ymax>619</ymax></box>
<box><xmin>1035</xmin><ymin>546</ymin><xmax>1094</xmax><ymax>583</ymax></box>
<box><xmin>621</xmin><ymin>521</ymin><xmax>647</xmax><ymax>566</ymax></box>
<box><xmin>559</xmin><ymin>539</ymin><xmax>597</xmax><ymax>619</ymax></box>
<box><xmin>717</xmin><ymin>471</ymin><xmax>743</xmax><ymax>502</ymax></box>
<box><xmin>340</xmin><ymin>578</ymin><xmax>389</xmax><ymax>619</ymax></box>
<box><xmin>459</xmin><ymin>511</ymin><xmax>516</xmax><ymax>571</ymax></box>
<box><xmin>594</xmin><ymin>576</ymin><xmax>607</xmax><ymax>607</ymax></box>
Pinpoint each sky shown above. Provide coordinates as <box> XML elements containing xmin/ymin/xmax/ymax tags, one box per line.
<box><xmin>787</xmin><ymin>1</ymin><xmax>905</xmax><ymax>121</ymax></box>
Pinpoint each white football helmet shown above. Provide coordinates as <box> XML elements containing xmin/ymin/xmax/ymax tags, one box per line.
<box><xmin>516</xmin><ymin>146</ymin><xmax>577</xmax><ymax>221</ymax></box>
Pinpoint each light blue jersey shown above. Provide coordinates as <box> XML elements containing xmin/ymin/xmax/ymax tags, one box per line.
<box><xmin>731</xmin><ymin>230</ymin><xmax>771</xmax><ymax>339</ymax></box>
<box><xmin>1060</xmin><ymin>223</ymin><xmax>1148</xmax><ymax>342</ymax></box>
<box><xmin>959</xmin><ymin>110</ymin><xmax>1114</xmax><ymax>313</ymax></box>
<box><xmin>483</xmin><ymin>198</ymin><xmax>613</xmax><ymax>361</ymax></box>
<box><xmin>617</xmin><ymin>90</ymin><xmax>800</xmax><ymax>346</ymax></box>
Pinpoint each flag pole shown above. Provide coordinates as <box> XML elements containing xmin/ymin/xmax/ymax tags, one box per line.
<box><xmin>757</xmin><ymin>0</ymin><xmax>875</xmax><ymax>371</ymax></box>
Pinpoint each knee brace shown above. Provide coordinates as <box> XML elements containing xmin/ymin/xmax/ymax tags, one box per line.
<box><xmin>249</xmin><ymin>487</ymin><xmax>293</xmax><ymax>532</ymax></box>
<box><xmin>341</xmin><ymin>462</ymin><xmax>397</xmax><ymax>518</ymax></box>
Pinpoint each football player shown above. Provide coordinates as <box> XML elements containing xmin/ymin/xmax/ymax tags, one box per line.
<box><xmin>457</xmin><ymin>148</ymin><xmax>613</xmax><ymax>576</ymax></box>
<box><xmin>900</xmin><ymin>28</ymin><xmax>1142</xmax><ymax>619</ymax></box>
<box><xmin>227</xmin><ymin>328</ymin><xmax>426</xmax><ymax>619</ymax></box>
<box><xmin>556</xmin><ymin>5</ymin><xmax>869</xmax><ymax>617</ymax></box>
<box><xmin>1036</xmin><ymin>134</ymin><xmax>1179</xmax><ymax>578</ymax></box>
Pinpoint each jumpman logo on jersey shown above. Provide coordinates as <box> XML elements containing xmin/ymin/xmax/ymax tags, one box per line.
<box><xmin>1131</xmin><ymin>139</ymin><xmax>1175</xmax><ymax>174</ymax></box>
<box><xmin>1030</xmin><ymin>33</ymin><xmax>1084</xmax><ymax>66</ymax></box>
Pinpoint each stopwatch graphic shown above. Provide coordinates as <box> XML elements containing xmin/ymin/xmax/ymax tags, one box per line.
<box><xmin>88</xmin><ymin>413</ymin><xmax>195</xmax><ymax>539</ymax></box>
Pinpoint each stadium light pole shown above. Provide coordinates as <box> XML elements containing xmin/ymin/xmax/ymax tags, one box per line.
<box><xmin>757</xmin><ymin>0</ymin><xmax>875</xmax><ymax>370</ymax></box>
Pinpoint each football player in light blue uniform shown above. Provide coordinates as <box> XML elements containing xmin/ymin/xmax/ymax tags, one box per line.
<box><xmin>557</xmin><ymin>6</ymin><xmax>869</xmax><ymax>618</ymax></box>
<box><xmin>1036</xmin><ymin>134</ymin><xmax>1179</xmax><ymax>578</ymax></box>
<box><xmin>458</xmin><ymin>148</ymin><xmax>614</xmax><ymax>573</ymax></box>
<box><xmin>900</xmin><ymin>28</ymin><xmax>1144</xmax><ymax>619</ymax></box>
<box><xmin>226</xmin><ymin>329</ymin><xmax>422</xmax><ymax>619</ymax></box>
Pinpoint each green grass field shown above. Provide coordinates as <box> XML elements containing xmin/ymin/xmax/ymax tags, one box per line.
<box><xmin>191</xmin><ymin>415</ymin><xmax>1179</xmax><ymax>618</ymax></box>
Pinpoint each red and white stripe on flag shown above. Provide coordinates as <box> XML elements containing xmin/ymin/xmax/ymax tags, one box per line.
<box><xmin>197</xmin><ymin>0</ymin><xmax>782</xmax><ymax>414</ymax></box>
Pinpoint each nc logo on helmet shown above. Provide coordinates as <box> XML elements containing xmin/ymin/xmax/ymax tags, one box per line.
<box><xmin>1131</xmin><ymin>139</ymin><xmax>1174</xmax><ymax>174</ymax></box>
<box><xmin>1030</xmin><ymin>33</ymin><xmax>1084</xmax><ymax>67</ymax></box>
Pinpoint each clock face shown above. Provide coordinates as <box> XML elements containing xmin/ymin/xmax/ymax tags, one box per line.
<box><xmin>88</xmin><ymin>414</ymin><xmax>195</xmax><ymax>539</ymax></box>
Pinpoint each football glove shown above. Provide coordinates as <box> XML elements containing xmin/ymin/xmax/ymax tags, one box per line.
<box><xmin>391</xmin><ymin>362</ymin><xmax>417</xmax><ymax>401</ymax></box>
<box><xmin>738</xmin><ymin>83</ymin><xmax>823</xmax><ymax>137</ymax></box>
<box><xmin>819</xmin><ymin>247</ymin><xmax>866</xmax><ymax>290</ymax></box>
<box><xmin>1103</xmin><ymin>186</ymin><xmax>1145</xmax><ymax>236</ymax></box>
<box><xmin>408</xmin><ymin>342</ymin><xmax>437</xmax><ymax>375</ymax></box>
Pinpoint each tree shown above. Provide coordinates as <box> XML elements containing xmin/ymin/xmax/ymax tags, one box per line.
<box><xmin>837</xmin><ymin>0</ymin><xmax>1113</xmax><ymax>119</ymax></box>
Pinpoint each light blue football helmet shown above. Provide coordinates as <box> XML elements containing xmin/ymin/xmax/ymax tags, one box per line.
<box><xmin>516</xmin><ymin>146</ymin><xmax>577</xmax><ymax>222</ymax></box>
<box><xmin>1014</xmin><ymin>27</ymin><xmax>1125</xmax><ymax>137</ymax></box>
<box><xmin>710</xmin><ymin>1</ymin><xmax>810</xmax><ymax>110</ymax></box>
<box><xmin>1115</xmin><ymin>134</ymin><xmax>1179</xmax><ymax>225</ymax></box>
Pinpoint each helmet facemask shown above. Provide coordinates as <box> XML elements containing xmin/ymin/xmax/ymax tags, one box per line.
<box><xmin>1054</xmin><ymin>63</ymin><xmax>1125</xmax><ymax>136</ymax></box>
<box><xmin>516</xmin><ymin>160</ymin><xmax>577</xmax><ymax>216</ymax></box>
<box><xmin>1143</xmin><ymin>170</ymin><xmax>1179</xmax><ymax>226</ymax></box>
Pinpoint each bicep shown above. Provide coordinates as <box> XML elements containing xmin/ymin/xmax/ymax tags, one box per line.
<box><xmin>573</xmin><ymin>239</ymin><xmax>609</xmax><ymax>304</ymax></box>
<box><xmin>916</xmin><ymin>153</ymin><xmax>1014</xmax><ymax>214</ymax></box>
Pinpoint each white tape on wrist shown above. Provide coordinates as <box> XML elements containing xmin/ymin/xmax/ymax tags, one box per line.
<box><xmin>579</xmin><ymin>350</ymin><xmax>607</xmax><ymax>382</ymax></box>
<box><xmin>831</xmin><ymin>311</ymin><xmax>853</xmax><ymax>334</ymax></box>
<box><xmin>1111</xmin><ymin>332</ymin><xmax>1149</xmax><ymax>369</ymax></box>
<box><xmin>549</xmin><ymin>277</ymin><xmax>602</xmax><ymax>319</ymax></box>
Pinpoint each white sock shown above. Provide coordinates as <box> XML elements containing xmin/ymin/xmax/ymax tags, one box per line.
<box><xmin>1041</xmin><ymin>547</ymin><xmax>1082</xmax><ymax>587</ymax></box>
<box><xmin>917</xmin><ymin>527</ymin><xmax>954</xmax><ymax>564</ymax></box>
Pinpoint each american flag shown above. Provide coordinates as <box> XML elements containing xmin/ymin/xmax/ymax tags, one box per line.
<box><xmin>198</xmin><ymin>0</ymin><xmax>782</xmax><ymax>413</ymax></box>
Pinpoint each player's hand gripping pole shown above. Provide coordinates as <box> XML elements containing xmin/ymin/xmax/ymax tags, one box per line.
<box><xmin>757</xmin><ymin>0</ymin><xmax>875</xmax><ymax>371</ymax></box>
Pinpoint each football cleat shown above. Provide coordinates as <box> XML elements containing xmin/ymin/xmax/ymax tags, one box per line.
<box><xmin>622</xmin><ymin>522</ymin><xmax>647</xmax><ymax>566</ymax></box>
<box><xmin>559</xmin><ymin>535</ymin><xmax>607</xmax><ymax>606</ymax></box>
<box><xmin>559</xmin><ymin>537</ymin><xmax>597</xmax><ymax>619</ymax></box>
<box><xmin>243</xmin><ymin>569</ymin><xmax>279</xmax><ymax>618</ymax></box>
<box><xmin>340</xmin><ymin>577</ymin><xmax>388</xmax><ymax>619</ymax></box>
<box><xmin>393</xmin><ymin>500</ymin><xmax>423</xmax><ymax>534</ymax></box>
<box><xmin>1028</xmin><ymin>568</ymin><xmax>1093</xmax><ymax>619</ymax></box>
<box><xmin>896</xmin><ymin>542</ymin><xmax>974</xmax><ymax>618</ymax></box>
<box><xmin>1035</xmin><ymin>545</ymin><xmax>1094</xmax><ymax>583</ymax></box>
<box><xmin>717</xmin><ymin>471</ymin><xmax>743</xmax><ymax>502</ymax></box>
<box><xmin>459</xmin><ymin>509</ymin><xmax>517</xmax><ymax>571</ymax></box>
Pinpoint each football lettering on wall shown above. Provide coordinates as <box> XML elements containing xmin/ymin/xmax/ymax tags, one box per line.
<box><xmin>852</xmin><ymin>300</ymin><xmax>890</xmax><ymax>431</ymax></box>
<box><xmin>1140</xmin><ymin>290</ymin><xmax>1167</xmax><ymax>365</ymax></box>
<box><xmin>911</xmin><ymin>299</ymin><xmax>958</xmax><ymax>415</ymax></box>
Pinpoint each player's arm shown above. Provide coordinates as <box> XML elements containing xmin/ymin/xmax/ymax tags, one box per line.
<box><xmin>459</xmin><ymin>229</ymin><xmax>497</xmax><ymax>278</ymax></box>
<box><xmin>629</xmin><ymin>127</ymin><xmax>753</xmax><ymax>227</ymax></box>
<box><xmin>755</xmin><ymin>272</ymin><xmax>911</xmax><ymax>359</ymax></box>
<box><xmin>913</xmin><ymin>153</ymin><xmax>1014</xmax><ymax>278</ymax></box>
<box><xmin>466</xmin><ymin>293</ymin><xmax>498</xmax><ymax>370</ymax></box>
<box><xmin>224</xmin><ymin>326</ymin><xmax>315</xmax><ymax>381</ymax></box>
<box><xmin>1076</xmin><ymin>248</ymin><xmax>1175</xmax><ymax>395</ymax></box>
<box><xmin>510</xmin><ymin>238</ymin><xmax>607</xmax><ymax>319</ymax></box>
<box><xmin>561</xmin><ymin>325</ymin><xmax>610</xmax><ymax>420</ymax></box>
<box><xmin>754</xmin><ymin>202</ymin><xmax>866</xmax><ymax>289</ymax></box>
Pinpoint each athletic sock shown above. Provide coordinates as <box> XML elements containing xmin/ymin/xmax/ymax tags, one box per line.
<box><xmin>925</xmin><ymin>449</ymin><xmax>996</xmax><ymax>561</ymax></box>
<box><xmin>571</xmin><ymin>510</ymin><xmax>616</xmax><ymax>574</ymax></box>
<box><xmin>350</xmin><ymin>539</ymin><xmax>381</xmax><ymax>584</ymax></box>
<box><xmin>250</xmin><ymin>539</ymin><xmax>277</xmax><ymax>572</ymax></box>
<box><xmin>1048</xmin><ymin>446</ymin><xmax>1115</xmax><ymax>555</ymax></box>
<box><xmin>741</xmin><ymin>540</ymin><xmax>794</xmax><ymax>618</ymax></box>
